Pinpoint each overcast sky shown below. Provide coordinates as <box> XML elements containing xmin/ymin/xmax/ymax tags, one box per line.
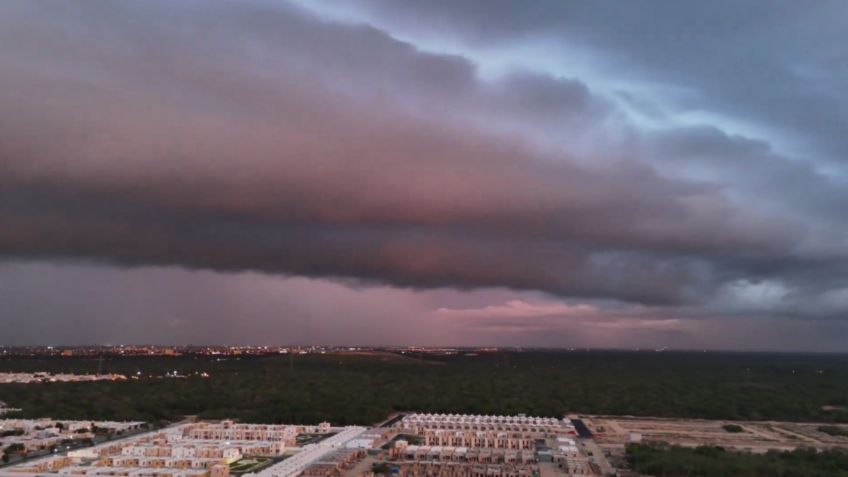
<box><xmin>2</xmin><ymin>1</ymin><xmax>848</xmax><ymax>351</ymax></box>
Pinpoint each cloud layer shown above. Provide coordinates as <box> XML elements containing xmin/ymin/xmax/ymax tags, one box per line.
<box><xmin>1</xmin><ymin>1</ymin><xmax>848</xmax><ymax>348</ymax></box>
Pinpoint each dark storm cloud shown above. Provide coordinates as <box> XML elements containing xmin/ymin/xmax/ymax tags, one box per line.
<box><xmin>2</xmin><ymin>0</ymin><xmax>848</xmax><ymax>328</ymax></box>
<box><xmin>340</xmin><ymin>0</ymin><xmax>848</xmax><ymax>162</ymax></box>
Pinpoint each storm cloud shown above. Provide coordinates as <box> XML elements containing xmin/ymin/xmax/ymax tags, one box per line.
<box><xmin>1</xmin><ymin>1</ymin><xmax>848</xmax><ymax>348</ymax></box>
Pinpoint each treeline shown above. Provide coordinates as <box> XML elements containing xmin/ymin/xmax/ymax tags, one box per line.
<box><xmin>626</xmin><ymin>444</ymin><xmax>848</xmax><ymax>477</ymax></box>
<box><xmin>818</xmin><ymin>425</ymin><xmax>848</xmax><ymax>437</ymax></box>
<box><xmin>0</xmin><ymin>351</ymin><xmax>846</xmax><ymax>425</ymax></box>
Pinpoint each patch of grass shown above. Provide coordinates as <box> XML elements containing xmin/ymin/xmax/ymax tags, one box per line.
<box><xmin>723</xmin><ymin>424</ymin><xmax>744</xmax><ymax>433</ymax></box>
<box><xmin>296</xmin><ymin>433</ymin><xmax>333</xmax><ymax>445</ymax></box>
<box><xmin>372</xmin><ymin>462</ymin><xmax>391</xmax><ymax>475</ymax></box>
<box><xmin>229</xmin><ymin>457</ymin><xmax>275</xmax><ymax>474</ymax></box>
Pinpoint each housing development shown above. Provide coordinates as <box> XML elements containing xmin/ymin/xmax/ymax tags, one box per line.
<box><xmin>0</xmin><ymin>416</ymin><xmax>602</xmax><ymax>477</ymax></box>
<box><xmin>0</xmin><ymin>374</ymin><xmax>127</xmax><ymax>385</ymax></box>
<box><xmin>3</xmin><ymin>347</ymin><xmax>848</xmax><ymax>476</ymax></box>
<box><xmin>4</xmin><ymin>411</ymin><xmax>848</xmax><ymax>477</ymax></box>
<box><xmin>1</xmin><ymin>420</ymin><xmax>146</xmax><ymax>464</ymax></box>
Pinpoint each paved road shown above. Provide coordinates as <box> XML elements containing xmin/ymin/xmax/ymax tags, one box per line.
<box><xmin>580</xmin><ymin>439</ymin><xmax>616</xmax><ymax>476</ymax></box>
<box><xmin>377</xmin><ymin>413</ymin><xmax>406</xmax><ymax>428</ymax></box>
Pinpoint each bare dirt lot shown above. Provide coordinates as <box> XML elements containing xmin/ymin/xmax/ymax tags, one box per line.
<box><xmin>582</xmin><ymin>415</ymin><xmax>848</xmax><ymax>454</ymax></box>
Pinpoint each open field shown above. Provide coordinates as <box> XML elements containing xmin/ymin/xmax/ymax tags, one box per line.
<box><xmin>583</xmin><ymin>415</ymin><xmax>848</xmax><ymax>453</ymax></box>
<box><xmin>0</xmin><ymin>351</ymin><xmax>847</xmax><ymax>426</ymax></box>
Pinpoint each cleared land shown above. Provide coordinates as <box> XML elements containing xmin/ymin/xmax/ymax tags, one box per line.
<box><xmin>583</xmin><ymin>415</ymin><xmax>848</xmax><ymax>454</ymax></box>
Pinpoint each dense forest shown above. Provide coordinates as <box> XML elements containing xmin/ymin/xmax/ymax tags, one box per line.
<box><xmin>1</xmin><ymin>351</ymin><xmax>847</xmax><ymax>425</ymax></box>
<box><xmin>626</xmin><ymin>444</ymin><xmax>848</xmax><ymax>477</ymax></box>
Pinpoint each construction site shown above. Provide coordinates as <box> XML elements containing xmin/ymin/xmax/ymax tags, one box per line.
<box><xmin>581</xmin><ymin>414</ymin><xmax>848</xmax><ymax>466</ymax></box>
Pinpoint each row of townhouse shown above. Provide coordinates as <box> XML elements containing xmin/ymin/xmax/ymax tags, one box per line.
<box><xmin>90</xmin><ymin>440</ymin><xmax>146</xmax><ymax>459</ymax></box>
<box><xmin>181</xmin><ymin>422</ymin><xmax>330</xmax><ymax>442</ymax></box>
<box><xmin>120</xmin><ymin>441</ymin><xmax>284</xmax><ymax>459</ymax></box>
<box><xmin>121</xmin><ymin>446</ymin><xmax>173</xmax><ymax>458</ymax></box>
<box><xmin>171</xmin><ymin>446</ymin><xmax>241</xmax><ymax>461</ymax></box>
<box><xmin>0</xmin><ymin>419</ymin><xmax>147</xmax><ymax>454</ymax></box>
<box><xmin>54</xmin><ymin>464</ymin><xmax>229</xmax><ymax>477</ymax></box>
<box><xmin>1</xmin><ymin>435</ymin><xmax>71</xmax><ymax>454</ymax></box>
<box><xmin>0</xmin><ymin>373</ymin><xmax>127</xmax><ymax>384</ymax></box>
<box><xmin>103</xmin><ymin>456</ymin><xmax>231</xmax><ymax>469</ymax></box>
<box><xmin>400</xmin><ymin>415</ymin><xmax>574</xmax><ymax>436</ymax></box>
<box><xmin>5</xmin><ymin>457</ymin><xmax>72</xmax><ymax>474</ymax></box>
<box><xmin>1</xmin><ymin>420</ymin><xmax>144</xmax><ymax>436</ymax></box>
<box><xmin>392</xmin><ymin>444</ymin><xmax>536</xmax><ymax>465</ymax></box>
<box><xmin>173</xmin><ymin>441</ymin><xmax>285</xmax><ymax>457</ymax></box>
<box><xmin>385</xmin><ymin>462</ymin><xmax>536</xmax><ymax>477</ymax></box>
<box><xmin>63</xmin><ymin>427</ymin><xmax>194</xmax><ymax>465</ymax></box>
<box><xmin>421</xmin><ymin>430</ymin><xmax>535</xmax><ymax>450</ymax></box>
<box><xmin>0</xmin><ymin>404</ymin><xmax>22</xmax><ymax>416</ymax></box>
<box><xmin>402</xmin><ymin>414</ymin><xmax>565</xmax><ymax>426</ymax></box>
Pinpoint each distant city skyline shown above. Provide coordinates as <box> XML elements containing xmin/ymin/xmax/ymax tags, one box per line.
<box><xmin>2</xmin><ymin>1</ymin><xmax>848</xmax><ymax>351</ymax></box>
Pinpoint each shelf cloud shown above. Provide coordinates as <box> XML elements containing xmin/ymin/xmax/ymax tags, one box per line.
<box><xmin>2</xmin><ymin>1</ymin><xmax>848</xmax><ymax>349</ymax></box>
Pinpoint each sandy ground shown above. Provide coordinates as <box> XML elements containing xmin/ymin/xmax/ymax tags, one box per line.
<box><xmin>581</xmin><ymin>415</ymin><xmax>848</xmax><ymax>453</ymax></box>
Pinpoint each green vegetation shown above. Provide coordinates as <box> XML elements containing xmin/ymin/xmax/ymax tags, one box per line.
<box><xmin>818</xmin><ymin>425</ymin><xmax>848</xmax><ymax>437</ymax></box>
<box><xmin>0</xmin><ymin>351</ymin><xmax>846</xmax><ymax>425</ymax></box>
<box><xmin>2</xmin><ymin>443</ymin><xmax>25</xmax><ymax>462</ymax></box>
<box><xmin>5</xmin><ymin>443</ymin><xmax>24</xmax><ymax>453</ymax></box>
<box><xmin>398</xmin><ymin>434</ymin><xmax>423</xmax><ymax>445</ymax></box>
<box><xmin>722</xmin><ymin>424</ymin><xmax>744</xmax><ymax>433</ymax></box>
<box><xmin>626</xmin><ymin>443</ymin><xmax>848</xmax><ymax>477</ymax></box>
<box><xmin>371</xmin><ymin>462</ymin><xmax>390</xmax><ymax>475</ymax></box>
<box><xmin>296</xmin><ymin>433</ymin><xmax>332</xmax><ymax>445</ymax></box>
<box><xmin>228</xmin><ymin>457</ymin><xmax>273</xmax><ymax>474</ymax></box>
